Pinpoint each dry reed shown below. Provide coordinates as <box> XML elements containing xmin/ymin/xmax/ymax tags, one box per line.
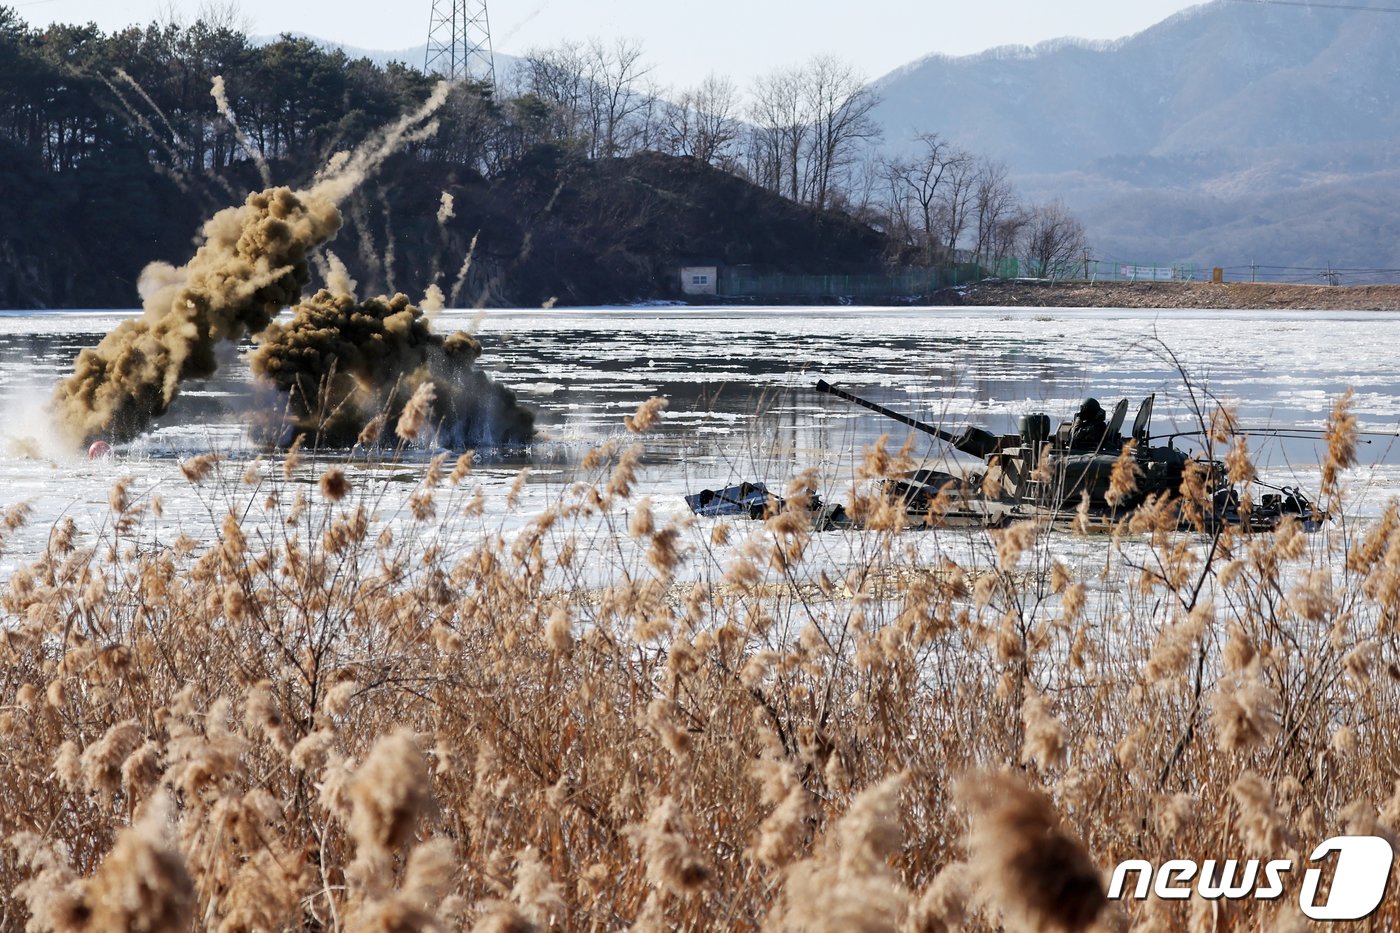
<box><xmin>0</xmin><ymin>394</ymin><xmax>1397</xmax><ymax>930</ymax></box>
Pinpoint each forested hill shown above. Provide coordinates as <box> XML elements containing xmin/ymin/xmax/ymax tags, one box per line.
<box><xmin>0</xmin><ymin>10</ymin><xmax>884</xmax><ymax>309</ymax></box>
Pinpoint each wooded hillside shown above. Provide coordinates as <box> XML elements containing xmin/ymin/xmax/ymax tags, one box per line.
<box><xmin>0</xmin><ymin>9</ymin><xmax>887</xmax><ymax>308</ymax></box>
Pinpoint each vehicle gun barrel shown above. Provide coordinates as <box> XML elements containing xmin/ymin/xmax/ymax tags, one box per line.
<box><xmin>814</xmin><ymin>380</ymin><xmax>998</xmax><ymax>457</ymax></box>
<box><xmin>815</xmin><ymin>379</ymin><xmax>959</xmax><ymax>442</ymax></box>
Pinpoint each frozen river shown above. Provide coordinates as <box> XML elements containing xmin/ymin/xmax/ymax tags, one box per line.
<box><xmin>2</xmin><ymin>304</ymin><xmax>1398</xmax><ymax>573</ymax></box>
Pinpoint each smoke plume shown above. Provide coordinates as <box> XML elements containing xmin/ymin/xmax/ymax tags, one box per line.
<box><xmin>211</xmin><ymin>75</ymin><xmax>272</xmax><ymax>188</ymax></box>
<box><xmin>51</xmin><ymin>186</ymin><xmax>341</xmax><ymax>446</ymax></box>
<box><xmin>45</xmin><ymin>80</ymin><xmax>533</xmax><ymax>451</ymax></box>
<box><xmin>250</xmin><ymin>290</ymin><xmax>534</xmax><ymax>448</ymax></box>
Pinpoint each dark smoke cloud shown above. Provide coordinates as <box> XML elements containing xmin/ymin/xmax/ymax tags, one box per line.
<box><xmin>250</xmin><ymin>290</ymin><xmax>535</xmax><ymax>448</ymax></box>
<box><xmin>46</xmin><ymin>81</ymin><xmax>534</xmax><ymax>451</ymax></box>
<box><xmin>51</xmin><ymin>187</ymin><xmax>341</xmax><ymax>446</ymax></box>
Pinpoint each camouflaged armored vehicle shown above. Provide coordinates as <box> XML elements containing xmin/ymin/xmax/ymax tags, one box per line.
<box><xmin>685</xmin><ymin>381</ymin><xmax>1321</xmax><ymax>533</ymax></box>
<box><xmin>812</xmin><ymin>379</ymin><xmax>1319</xmax><ymax>532</ymax></box>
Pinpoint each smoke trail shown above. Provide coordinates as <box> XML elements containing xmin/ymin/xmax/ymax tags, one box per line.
<box><xmin>116</xmin><ymin>69</ymin><xmax>181</xmax><ymax>146</ymax></box>
<box><xmin>348</xmin><ymin>197</ymin><xmax>384</xmax><ymax>293</ymax></box>
<box><xmin>250</xmin><ymin>290</ymin><xmax>534</xmax><ymax>448</ymax></box>
<box><xmin>309</xmin><ymin>82</ymin><xmax>451</xmax><ymax>205</ymax></box>
<box><xmin>324</xmin><ymin>251</ymin><xmax>359</xmax><ymax>298</ymax></box>
<box><xmin>436</xmin><ymin>192</ymin><xmax>455</xmax><ymax>227</ymax></box>
<box><xmin>311</xmin><ymin>251</ymin><xmax>333</xmax><ymax>289</ymax></box>
<box><xmin>101</xmin><ymin>73</ymin><xmax>235</xmax><ymax>201</ymax></box>
<box><xmin>104</xmin><ymin>76</ymin><xmax>177</xmax><ymax>166</ymax></box>
<box><xmin>431</xmin><ymin>191</ymin><xmax>456</xmax><ymax>285</ymax></box>
<box><xmin>448</xmin><ymin>232</ymin><xmax>480</xmax><ymax>308</ymax></box>
<box><xmin>211</xmin><ymin>75</ymin><xmax>273</xmax><ymax>188</ymax></box>
<box><xmin>381</xmin><ymin>197</ymin><xmax>398</xmax><ymax>294</ymax></box>
<box><xmin>49</xmin><ymin>81</ymin><xmax>455</xmax><ymax>449</ymax></box>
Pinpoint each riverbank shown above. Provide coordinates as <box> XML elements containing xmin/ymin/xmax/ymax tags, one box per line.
<box><xmin>953</xmin><ymin>279</ymin><xmax>1400</xmax><ymax>310</ymax></box>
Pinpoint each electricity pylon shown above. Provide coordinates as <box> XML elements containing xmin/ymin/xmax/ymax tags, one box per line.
<box><xmin>425</xmin><ymin>0</ymin><xmax>496</xmax><ymax>89</ymax></box>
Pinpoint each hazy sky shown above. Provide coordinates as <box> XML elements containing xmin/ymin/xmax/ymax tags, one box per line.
<box><xmin>15</xmin><ymin>0</ymin><xmax>1207</xmax><ymax>87</ymax></box>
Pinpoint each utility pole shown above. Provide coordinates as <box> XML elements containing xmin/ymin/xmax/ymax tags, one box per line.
<box><xmin>425</xmin><ymin>0</ymin><xmax>496</xmax><ymax>90</ymax></box>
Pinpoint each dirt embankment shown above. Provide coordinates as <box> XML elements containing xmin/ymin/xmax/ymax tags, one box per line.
<box><xmin>953</xmin><ymin>279</ymin><xmax>1400</xmax><ymax>311</ymax></box>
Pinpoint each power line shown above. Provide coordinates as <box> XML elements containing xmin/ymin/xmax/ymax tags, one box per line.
<box><xmin>1224</xmin><ymin>0</ymin><xmax>1400</xmax><ymax>14</ymax></box>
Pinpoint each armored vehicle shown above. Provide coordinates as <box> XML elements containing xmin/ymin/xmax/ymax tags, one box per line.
<box><xmin>812</xmin><ymin>379</ymin><xmax>1319</xmax><ymax>531</ymax></box>
<box><xmin>685</xmin><ymin>381</ymin><xmax>1322</xmax><ymax>533</ymax></box>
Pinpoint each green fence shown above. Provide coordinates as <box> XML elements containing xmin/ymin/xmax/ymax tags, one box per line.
<box><xmin>718</xmin><ymin>264</ymin><xmax>986</xmax><ymax>300</ymax></box>
<box><xmin>983</xmin><ymin>258</ymin><xmax>1198</xmax><ymax>282</ymax></box>
<box><xmin>715</xmin><ymin>258</ymin><xmax>1197</xmax><ymax>301</ymax></box>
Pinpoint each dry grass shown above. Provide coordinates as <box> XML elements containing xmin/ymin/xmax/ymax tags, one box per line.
<box><xmin>0</xmin><ymin>394</ymin><xmax>1398</xmax><ymax>931</ymax></box>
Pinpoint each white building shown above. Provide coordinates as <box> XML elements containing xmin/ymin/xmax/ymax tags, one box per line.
<box><xmin>680</xmin><ymin>265</ymin><xmax>718</xmax><ymax>296</ymax></box>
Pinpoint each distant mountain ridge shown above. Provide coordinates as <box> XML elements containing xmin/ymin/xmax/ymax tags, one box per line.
<box><xmin>870</xmin><ymin>0</ymin><xmax>1400</xmax><ymax>274</ymax></box>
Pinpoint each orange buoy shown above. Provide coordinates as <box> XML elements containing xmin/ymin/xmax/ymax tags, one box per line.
<box><xmin>87</xmin><ymin>441</ymin><xmax>113</xmax><ymax>461</ymax></box>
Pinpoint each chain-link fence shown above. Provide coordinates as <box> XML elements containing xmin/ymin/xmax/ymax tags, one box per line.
<box><xmin>717</xmin><ymin>265</ymin><xmax>985</xmax><ymax>301</ymax></box>
<box><xmin>715</xmin><ymin>258</ymin><xmax>1198</xmax><ymax>300</ymax></box>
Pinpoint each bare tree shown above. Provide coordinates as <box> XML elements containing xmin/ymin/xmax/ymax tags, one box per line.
<box><xmin>972</xmin><ymin>159</ymin><xmax>1020</xmax><ymax>267</ymax></box>
<box><xmin>662</xmin><ymin>92</ymin><xmax>693</xmax><ymax>158</ymax></box>
<box><xmin>584</xmin><ymin>37</ymin><xmax>651</xmax><ymax>158</ymax></box>
<box><xmin>749</xmin><ymin>66</ymin><xmax>809</xmax><ymax>201</ymax></box>
<box><xmin>665</xmin><ymin>73</ymin><xmax>740</xmax><ymax>167</ymax></box>
<box><xmin>802</xmin><ymin>55</ymin><xmax>880</xmax><ymax>211</ymax></box>
<box><xmin>154</xmin><ymin>0</ymin><xmax>186</xmax><ymax>30</ymax></box>
<box><xmin>878</xmin><ymin>155</ymin><xmax>917</xmax><ymax>249</ymax></box>
<box><xmin>692</xmin><ymin>73</ymin><xmax>740</xmax><ymax>167</ymax></box>
<box><xmin>835</xmin><ymin>151</ymin><xmax>883</xmax><ymax>218</ymax></box>
<box><xmin>522</xmin><ymin>41</ymin><xmax>591</xmax><ymax>143</ymax></box>
<box><xmin>628</xmin><ymin>77</ymin><xmax>667</xmax><ymax>154</ymax></box>
<box><xmin>935</xmin><ymin>151</ymin><xmax>977</xmax><ymax>260</ymax></box>
<box><xmin>1021</xmin><ymin>200</ymin><xmax>1087</xmax><ymax>279</ymax></box>
<box><xmin>996</xmin><ymin>211</ymin><xmax>1031</xmax><ymax>272</ymax></box>
<box><xmin>881</xmin><ymin>132</ymin><xmax>968</xmax><ymax>262</ymax></box>
<box><xmin>196</xmin><ymin>0</ymin><xmax>252</xmax><ymax>32</ymax></box>
<box><xmin>748</xmin><ymin>56</ymin><xmax>880</xmax><ymax>209</ymax></box>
